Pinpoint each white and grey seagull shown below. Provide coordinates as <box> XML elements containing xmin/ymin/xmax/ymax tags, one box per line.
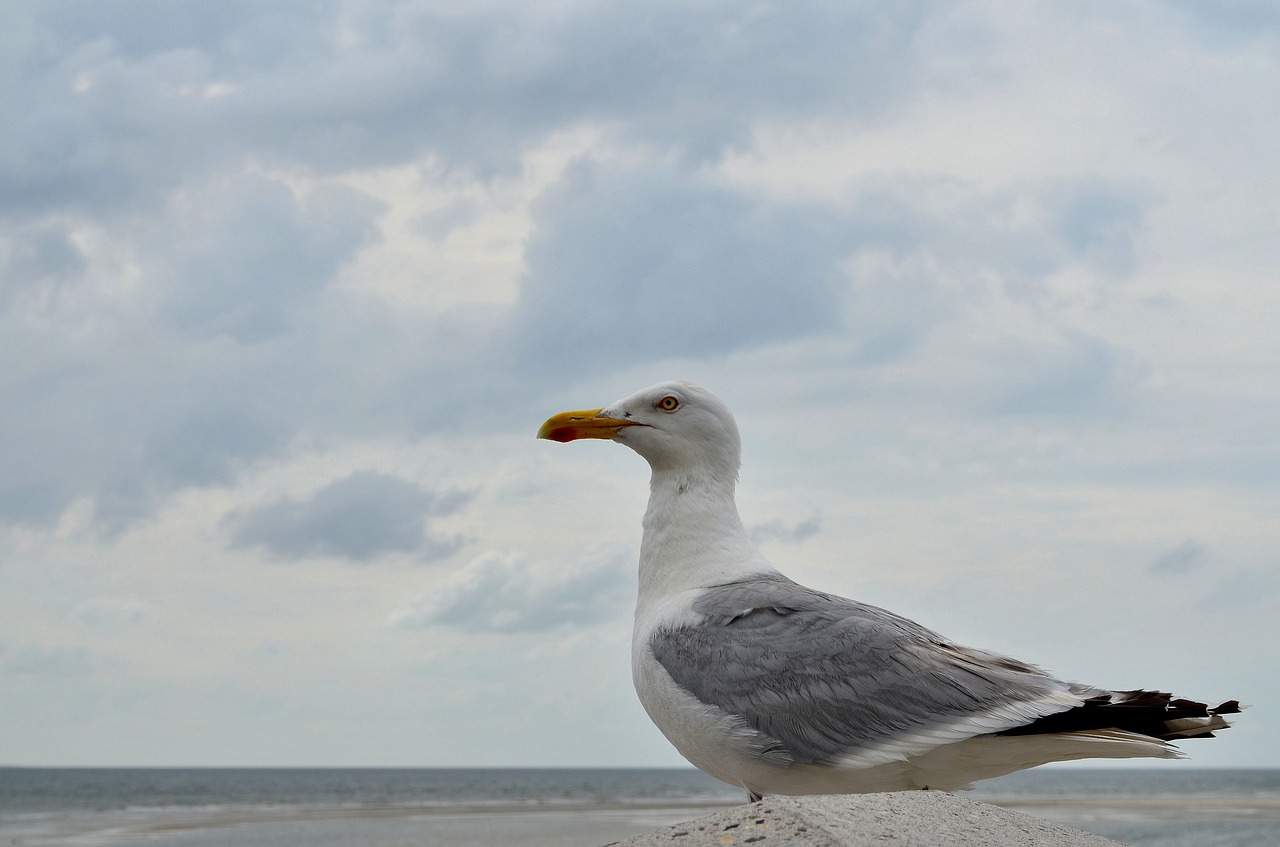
<box><xmin>538</xmin><ymin>381</ymin><xmax>1241</xmax><ymax>801</ymax></box>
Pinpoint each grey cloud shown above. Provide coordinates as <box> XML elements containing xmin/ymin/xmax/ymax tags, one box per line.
<box><xmin>0</xmin><ymin>220</ymin><xmax>87</xmax><ymax>306</ymax></box>
<box><xmin>1149</xmin><ymin>538</ymin><xmax>1209</xmax><ymax>577</ymax></box>
<box><xmin>853</xmin><ymin>175</ymin><xmax>1148</xmax><ymax>293</ymax></box>
<box><xmin>810</xmin><ymin>174</ymin><xmax>1148</xmax><ymax>368</ymax></box>
<box><xmin>153</xmin><ymin>175</ymin><xmax>384</xmax><ymax>342</ymax></box>
<box><xmin>141</xmin><ymin>409</ymin><xmax>279</xmax><ymax>491</ymax></box>
<box><xmin>1199</xmin><ymin>567</ymin><xmax>1280</xmax><ymax>610</ymax></box>
<box><xmin>0</xmin><ymin>169</ymin><xmax>381</xmax><ymax>528</ymax></box>
<box><xmin>0</xmin><ymin>3</ymin><xmax>1163</xmax><ymax>536</ymax></box>
<box><xmin>389</xmin><ymin>543</ymin><xmax>632</xmax><ymax>633</ymax></box>
<box><xmin>1046</xmin><ymin>182</ymin><xmax>1146</xmax><ymax>277</ymax></box>
<box><xmin>3</xmin><ymin>644</ymin><xmax>93</xmax><ymax>677</ymax></box>
<box><xmin>1162</xmin><ymin>0</ymin><xmax>1280</xmax><ymax>42</ymax></box>
<box><xmin>844</xmin><ymin>260</ymin><xmax>948</xmax><ymax>365</ymax></box>
<box><xmin>0</xmin><ymin>484</ymin><xmax>65</xmax><ymax>525</ymax></box>
<box><xmin>0</xmin><ymin>1</ymin><xmax>342</xmax><ymax>216</ymax></box>
<box><xmin>512</xmin><ymin>158</ymin><xmax>848</xmax><ymax>372</ymax></box>
<box><xmin>54</xmin><ymin>0</ymin><xmax>331</xmax><ymax>61</ymax></box>
<box><xmin>226</xmin><ymin>471</ymin><xmax>471</xmax><ymax>562</ymax></box>
<box><xmin>750</xmin><ymin>513</ymin><xmax>822</xmax><ymax>545</ymax></box>
<box><xmin>0</xmin><ymin>333</ymin><xmax>290</xmax><ymax>530</ymax></box>
<box><xmin>2</xmin><ymin>1</ymin><xmax>943</xmax><ymax>217</ymax></box>
<box><xmin>518</xmin><ymin>1</ymin><xmax>936</xmax><ymax>162</ymax></box>
<box><xmin>984</xmin><ymin>331</ymin><xmax>1139</xmax><ymax>417</ymax></box>
<box><xmin>0</xmin><ymin>0</ymin><xmax>946</xmax><ymax>531</ymax></box>
<box><xmin>0</xmin><ymin>160</ymin><xmax>1158</xmax><ymax>535</ymax></box>
<box><xmin>493</xmin><ymin>164</ymin><xmax>1015</xmax><ymax>386</ymax></box>
<box><xmin>69</xmin><ymin>597</ymin><xmax>151</xmax><ymax>629</ymax></box>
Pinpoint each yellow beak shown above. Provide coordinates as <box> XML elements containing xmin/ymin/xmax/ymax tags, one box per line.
<box><xmin>537</xmin><ymin>408</ymin><xmax>639</xmax><ymax>443</ymax></box>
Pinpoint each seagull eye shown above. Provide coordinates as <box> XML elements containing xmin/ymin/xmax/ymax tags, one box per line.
<box><xmin>657</xmin><ymin>395</ymin><xmax>680</xmax><ymax>412</ymax></box>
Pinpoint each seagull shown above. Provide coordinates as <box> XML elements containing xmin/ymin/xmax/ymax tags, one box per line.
<box><xmin>537</xmin><ymin>380</ymin><xmax>1241</xmax><ymax>800</ymax></box>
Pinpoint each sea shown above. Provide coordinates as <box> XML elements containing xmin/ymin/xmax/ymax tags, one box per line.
<box><xmin>1</xmin><ymin>767</ymin><xmax>1277</xmax><ymax>847</ymax></box>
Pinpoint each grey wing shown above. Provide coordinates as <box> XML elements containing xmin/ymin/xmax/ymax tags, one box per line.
<box><xmin>649</xmin><ymin>574</ymin><xmax>1078</xmax><ymax>765</ymax></box>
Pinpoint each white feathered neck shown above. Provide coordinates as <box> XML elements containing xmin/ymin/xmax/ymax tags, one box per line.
<box><xmin>636</xmin><ymin>466</ymin><xmax>780</xmax><ymax>610</ymax></box>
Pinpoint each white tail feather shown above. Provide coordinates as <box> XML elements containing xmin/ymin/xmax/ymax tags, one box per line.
<box><xmin>1162</xmin><ymin>714</ymin><xmax>1232</xmax><ymax>739</ymax></box>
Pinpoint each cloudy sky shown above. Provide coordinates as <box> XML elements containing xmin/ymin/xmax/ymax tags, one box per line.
<box><xmin>2</xmin><ymin>1</ymin><xmax>1277</xmax><ymax>770</ymax></box>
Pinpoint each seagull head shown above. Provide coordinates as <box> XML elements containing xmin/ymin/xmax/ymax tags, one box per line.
<box><xmin>538</xmin><ymin>381</ymin><xmax>742</xmax><ymax>481</ymax></box>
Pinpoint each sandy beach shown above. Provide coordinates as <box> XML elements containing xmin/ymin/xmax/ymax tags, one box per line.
<box><xmin>6</xmin><ymin>769</ymin><xmax>1280</xmax><ymax>847</ymax></box>
<box><xmin>11</xmin><ymin>794</ymin><xmax>1280</xmax><ymax>847</ymax></box>
<box><xmin>1</xmin><ymin>799</ymin><xmax>736</xmax><ymax>847</ymax></box>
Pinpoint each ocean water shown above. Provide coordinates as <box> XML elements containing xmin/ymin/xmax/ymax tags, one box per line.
<box><xmin>1</xmin><ymin>767</ymin><xmax>1277</xmax><ymax>847</ymax></box>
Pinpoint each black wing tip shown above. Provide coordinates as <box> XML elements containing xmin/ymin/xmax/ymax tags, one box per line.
<box><xmin>998</xmin><ymin>689</ymin><xmax>1243</xmax><ymax>740</ymax></box>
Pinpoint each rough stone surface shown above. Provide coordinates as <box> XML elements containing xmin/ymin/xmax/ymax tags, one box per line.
<box><xmin>605</xmin><ymin>792</ymin><xmax>1126</xmax><ymax>847</ymax></box>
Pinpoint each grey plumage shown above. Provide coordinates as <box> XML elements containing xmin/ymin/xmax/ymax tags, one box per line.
<box><xmin>650</xmin><ymin>574</ymin><xmax>1083</xmax><ymax>765</ymax></box>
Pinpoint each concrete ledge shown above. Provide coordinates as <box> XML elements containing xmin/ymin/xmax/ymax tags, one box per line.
<box><xmin>607</xmin><ymin>792</ymin><xmax>1126</xmax><ymax>847</ymax></box>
